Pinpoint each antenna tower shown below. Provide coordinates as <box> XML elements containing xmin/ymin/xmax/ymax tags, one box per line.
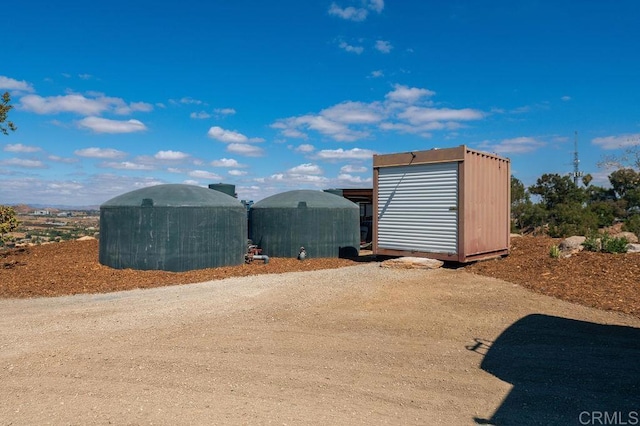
<box><xmin>571</xmin><ymin>131</ymin><xmax>584</xmax><ymax>185</ymax></box>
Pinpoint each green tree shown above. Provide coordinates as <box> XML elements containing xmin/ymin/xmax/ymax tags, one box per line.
<box><xmin>548</xmin><ymin>202</ymin><xmax>598</xmax><ymax>237</ymax></box>
<box><xmin>608</xmin><ymin>168</ymin><xmax>640</xmax><ymax>202</ymax></box>
<box><xmin>588</xmin><ymin>201</ymin><xmax>619</xmax><ymax>227</ymax></box>
<box><xmin>529</xmin><ymin>173</ymin><xmax>586</xmax><ymax>210</ymax></box>
<box><xmin>1</xmin><ymin>92</ymin><xmax>17</xmax><ymax>135</ymax></box>
<box><xmin>586</xmin><ymin>185</ymin><xmax>616</xmax><ymax>203</ymax></box>
<box><xmin>0</xmin><ymin>205</ymin><xmax>20</xmax><ymax>243</ymax></box>
<box><xmin>519</xmin><ymin>203</ymin><xmax>549</xmax><ymax>232</ymax></box>
<box><xmin>510</xmin><ymin>176</ymin><xmax>530</xmax><ymax>231</ymax></box>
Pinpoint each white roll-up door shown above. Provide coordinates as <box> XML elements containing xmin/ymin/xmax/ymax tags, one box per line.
<box><xmin>377</xmin><ymin>162</ymin><xmax>458</xmax><ymax>254</ymax></box>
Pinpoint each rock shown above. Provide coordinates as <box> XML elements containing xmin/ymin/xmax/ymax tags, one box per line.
<box><xmin>76</xmin><ymin>236</ymin><xmax>96</xmax><ymax>242</ymax></box>
<box><xmin>614</xmin><ymin>232</ymin><xmax>639</xmax><ymax>244</ymax></box>
<box><xmin>510</xmin><ymin>233</ymin><xmax>522</xmax><ymax>238</ymax></box>
<box><xmin>559</xmin><ymin>236</ymin><xmax>586</xmax><ymax>252</ymax></box>
<box><xmin>626</xmin><ymin>244</ymin><xmax>640</xmax><ymax>253</ymax></box>
<box><xmin>380</xmin><ymin>257</ymin><xmax>444</xmax><ymax>269</ymax></box>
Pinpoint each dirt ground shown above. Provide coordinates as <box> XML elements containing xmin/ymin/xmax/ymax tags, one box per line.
<box><xmin>1</xmin><ymin>237</ymin><xmax>639</xmax><ymax>424</ymax></box>
<box><xmin>1</xmin><ymin>235</ymin><xmax>638</xmax><ymax>318</ymax></box>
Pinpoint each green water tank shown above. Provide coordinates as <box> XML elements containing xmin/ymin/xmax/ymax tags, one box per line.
<box><xmin>100</xmin><ymin>184</ymin><xmax>246</xmax><ymax>272</ymax></box>
<box><xmin>250</xmin><ymin>190</ymin><xmax>359</xmax><ymax>258</ymax></box>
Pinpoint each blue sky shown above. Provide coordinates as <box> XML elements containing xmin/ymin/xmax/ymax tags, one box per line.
<box><xmin>1</xmin><ymin>0</ymin><xmax>639</xmax><ymax>206</ymax></box>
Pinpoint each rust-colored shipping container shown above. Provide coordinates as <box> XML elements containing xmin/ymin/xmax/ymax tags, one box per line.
<box><xmin>373</xmin><ymin>145</ymin><xmax>510</xmax><ymax>262</ymax></box>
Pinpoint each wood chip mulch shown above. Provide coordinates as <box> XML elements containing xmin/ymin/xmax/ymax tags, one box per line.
<box><xmin>1</xmin><ymin>236</ymin><xmax>638</xmax><ymax>318</ymax></box>
<box><xmin>466</xmin><ymin>235</ymin><xmax>640</xmax><ymax>318</ymax></box>
<box><xmin>0</xmin><ymin>240</ymin><xmax>356</xmax><ymax>299</ymax></box>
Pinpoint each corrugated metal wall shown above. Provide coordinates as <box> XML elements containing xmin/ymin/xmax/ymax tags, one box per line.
<box><xmin>462</xmin><ymin>150</ymin><xmax>510</xmax><ymax>257</ymax></box>
<box><xmin>377</xmin><ymin>162</ymin><xmax>458</xmax><ymax>254</ymax></box>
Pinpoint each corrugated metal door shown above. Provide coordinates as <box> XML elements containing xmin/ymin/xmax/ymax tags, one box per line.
<box><xmin>377</xmin><ymin>162</ymin><xmax>458</xmax><ymax>254</ymax></box>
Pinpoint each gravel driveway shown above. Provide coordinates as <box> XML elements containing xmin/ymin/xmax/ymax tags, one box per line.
<box><xmin>1</xmin><ymin>264</ymin><xmax>639</xmax><ymax>425</ymax></box>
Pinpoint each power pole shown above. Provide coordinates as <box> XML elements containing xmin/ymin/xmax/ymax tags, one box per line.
<box><xmin>571</xmin><ymin>131</ymin><xmax>584</xmax><ymax>185</ymax></box>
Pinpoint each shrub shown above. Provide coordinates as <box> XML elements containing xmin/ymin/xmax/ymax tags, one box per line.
<box><xmin>549</xmin><ymin>245</ymin><xmax>561</xmax><ymax>259</ymax></box>
<box><xmin>623</xmin><ymin>214</ymin><xmax>640</xmax><ymax>238</ymax></box>
<box><xmin>582</xmin><ymin>232</ymin><xmax>601</xmax><ymax>252</ymax></box>
<box><xmin>600</xmin><ymin>234</ymin><xmax>629</xmax><ymax>254</ymax></box>
<box><xmin>547</xmin><ymin>203</ymin><xmax>598</xmax><ymax>237</ymax></box>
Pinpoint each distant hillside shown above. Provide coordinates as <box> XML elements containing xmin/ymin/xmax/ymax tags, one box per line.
<box><xmin>11</xmin><ymin>204</ymin><xmax>100</xmax><ymax>212</ymax></box>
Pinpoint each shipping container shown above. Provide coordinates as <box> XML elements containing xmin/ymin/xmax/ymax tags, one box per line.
<box><xmin>373</xmin><ymin>145</ymin><xmax>510</xmax><ymax>262</ymax></box>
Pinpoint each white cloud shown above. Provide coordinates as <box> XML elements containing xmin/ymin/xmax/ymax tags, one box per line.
<box><xmin>46</xmin><ymin>182</ymin><xmax>84</xmax><ymax>192</ymax></box>
<box><xmin>328</xmin><ymin>1</ymin><xmax>384</xmax><ymax>21</ymax></box>
<box><xmin>273</xmin><ymin>114</ymin><xmax>368</xmax><ymax>142</ymax></box>
<box><xmin>190</xmin><ymin>111</ymin><xmax>211</xmax><ymax>119</ymax></box>
<box><xmin>228</xmin><ymin>169</ymin><xmax>248</xmax><ymax>176</ymax></box>
<box><xmin>282</xmin><ymin>128</ymin><xmax>308</xmax><ymax>139</ymax></box>
<box><xmin>100</xmin><ymin>161</ymin><xmax>155</xmax><ymax>170</ymax></box>
<box><xmin>369</xmin><ymin>70</ymin><xmax>384</xmax><ymax>78</ymax></box>
<box><xmin>273</xmin><ymin>84</ymin><xmax>484</xmax><ymax>142</ymax></box>
<box><xmin>340</xmin><ymin>164</ymin><xmax>368</xmax><ymax>173</ymax></box>
<box><xmin>0</xmin><ymin>158</ymin><xmax>47</xmax><ymax>168</ymax></box>
<box><xmin>338</xmin><ymin>41</ymin><xmax>364</xmax><ymax>54</ymax></box>
<box><xmin>48</xmin><ymin>155</ymin><xmax>77</xmax><ymax>164</ymax></box>
<box><xmin>188</xmin><ymin>170</ymin><xmax>222</xmax><ymax>180</ymax></box>
<box><xmin>375</xmin><ymin>40</ymin><xmax>393</xmax><ymax>53</ymax></box>
<box><xmin>337</xmin><ymin>173</ymin><xmax>372</xmax><ymax>184</ymax></box>
<box><xmin>0</xmin><ymin>76</ymin><xmax>35</xmax><ymax>92</ymax></box>
<box><xmin>295</xmin><ymin>144</ymin><xmax>315</xmax><ymax>153</ymax></box>
<box><xmin>288</xmin><ymin>163</ymin><xmax>323</xmax><ymax>175</ymax></box>
<box><xmin>379</xmin><ymin>121</ymin><xmax>460</xmax><ymax>137</ymax></box>
<box><xmin>399</xmin><ymin>106</ymin><xmax>483</xmax><ymax>124</ymax></box>
<box><xmin>592</xmin><ymin>133</ymin><xmax>640</xmax><ymax>150</ymax></box>
<box><xmin>227</xmin><ymin>143</ymin><xmax>265</xmax><ymax>157</ymax></box>
<box><xmin>154</xmin><ymin>150</ymin><xmax>189</xmax><ymax>161</ymax></box>
<box><xmin>561</xmin><ymin>96</ymin><xmax>572</xmax><ymax>101</ymax></box>
<box><xmin>78</xmin><ymin>74</ymin><xmax>92</xmax><ymax>80</ymax></box>
<box><xmin>321</xmin><ymin>101</ymin><xmax>383</xmax><ymax>124</ymax></box>
<box><xmin>214</xmin><ymin>108</ymin><xmax>236</xmax><ymax>116</ymax></box>
<box><xmin>182</xmin><ymin>179</ymin><xmax>200</xmax><ymax>186</ymax></box>
<box><xmin>479</xmin><ymin>137</ymin><xmax>546</xmax><ymax>154</ymax></box>
<box><xmin>207</xmin><ymin>126</ymin><xmax>264</xmax><ymax>144</ymax></box>
<box><xmin>74</xmin><ymin>147</ymin><xmax>127</xmax><ymax>159</ymax></box>
<box><xmin>78</xmin><ymin>117</ymin><xmax>147</xmax><ymax>133</ymax></box>
<box><xmin>21</xmin><ymin>94</ymin><xmax>106</xmax><ymax>115</ymax></box>
<box><xmin>211</xmin><ymin>158</ymin><xmax>245</xmax><ymax>168</ymax></box>
<box><xmin>266</xmin><ymin>172</ymin><xmax>329</xmax><ymax>185</ymax></box>
<box><xmin>19</xmin><ymin>93</ymin><xmax>152</xmax><ymax>116</ymax></box>
<box><xmin>368</xmin><ymin>0</ymin><xmax>384</xmax><ymax>13</ymax></box>
<box><xmin>4</xmin><ymin>143</ymin><xmax>41</xmax><ymax>153</ymax></box>
<box><xmin>315</xmin><ymin>148</ymin><xmax>376</xmax><ymax>160</ymax></box>
<box><xmin>179</xmin><ymin>97</ymin><xmax>204</xmax><ymax>105</ymax></box>
<box><xmin>329</xmin><ymin>3</ymin><xmax>368</xmax><ymax>21</ymax></box>
<box><xmin>128</xmin><ymin>102</ymin><xmax>153</xmax><ymax>113</ymax></box>
<box><xmin>207</xmin><ymin>126</ymin><xmax>248</xmax><ymax>143</ymax></box>
<box><xmin>385</xmin><ymin>84</ymin><xmax>435</xmax><ymax>104</ymax></box>
<box><xmin>0</xmin><ymin>174</ymin><xmax>165</xmax><ymax>206</ymax></box>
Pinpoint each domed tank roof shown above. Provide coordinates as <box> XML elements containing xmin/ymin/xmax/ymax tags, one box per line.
<box><xmin>101</xmin><ymin>184</ymin><xmax>242</xmax><ymax>208</ymax></box>
<box><xmin>252</xmin><ymin>190</ymin><xmax>357</xmax><ymax>209</ymax></box>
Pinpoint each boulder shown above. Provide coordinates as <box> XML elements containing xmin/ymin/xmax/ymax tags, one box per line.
<box><xmin>626</xmin><ymin>244</ymin><xmax>640</xmax><ymax>253</ymax></box>
<box><xmin>76</xmin><ymin>236</ymin><xmax>96</xmax><ymax>242</ymax></box>
<box><xmin>559</xmin><ymin>236</ymin><xmax>586</xmax><ymax>252</ymax></box>
<box><xmin>614</xmin><ymin>232</ymin><xmax>639</xmax><ymax>244</ymax></box>
<box><xmin>380</xmin><ymin>257</ymin><xmax>444</xmax><ymax>269</ymax></box>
